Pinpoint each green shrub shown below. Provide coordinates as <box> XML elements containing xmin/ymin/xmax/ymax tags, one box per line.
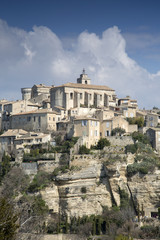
<box><xmin>125</xmin><ymin>144</ymin><xmax>138</xmax><ymax>154</ymax></box>
<box><xmin>111</xmin><ymin>127</ymin><xmax>126</xmax><ymax>136</ymax></box>
<box><xmin>96</xmin><ymin>138</ymin><xmax>110</xmax><ymax>150</ymax></box>
<box><xmin>79</xmin><ymin>145</ymin><xmax>90</xmax><ymax>154</ymax></box>
<box><xmin>132</xmin><ymin>131</ymin><xmax>150</xmax><ymax>144</ymax></box>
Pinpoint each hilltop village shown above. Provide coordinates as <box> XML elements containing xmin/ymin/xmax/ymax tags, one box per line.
<box><xmin>0</xmin><ymin>70</ymin><xmax>160</xmax><ymax>240</ymax></box>
<box><xmin>1</xmin><ymin>70</ymin><xmax>160</xmax><ymax>158</ymax></box>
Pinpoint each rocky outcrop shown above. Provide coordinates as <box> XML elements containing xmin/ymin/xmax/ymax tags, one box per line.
<box><xmin>40</xmin><ymin>152</ymin><xmax>160</xmax><ymax>219</ymax></box>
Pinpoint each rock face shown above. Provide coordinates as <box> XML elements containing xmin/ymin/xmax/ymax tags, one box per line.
<box><xmin>40</xmin><ymin>151</ymin><xmax>160</xmax><ymax>219</ymax></box>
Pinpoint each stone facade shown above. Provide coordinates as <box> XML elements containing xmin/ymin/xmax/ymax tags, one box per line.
<box><xmin>146</xmin><ymin>127</ymin><xmax>160</xmax><ymax>151</ymax></box>
<box><xmin>100</xmin><ymin>115</ymin><xmax>137</xmax><ymax>137</ymax></box>
<box><xmin>50</xmin><ymin>72</ymin><xmax>117</xmax><ymax>110</ymax></box>
<box><xmin>11</xmin><ymin>109</ymin><xmax>61</xmax><ymax>133</ymax></box>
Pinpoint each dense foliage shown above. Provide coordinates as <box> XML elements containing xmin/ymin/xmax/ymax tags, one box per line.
<box><xmin>111</xmin><ymin>127</ymin><xmax>126</xmax><ymax>136</ymax></box>
<box><xmin>96</xmin><ymin>138</ymin><xmax>110</xmax><ymax>149</ymax></box>
<box><xmin>126</xmin><ymin>117</ymin><xmax>144</xmax><ymax>128</ymax></box>
<box><xmin>79</xmin><ymin>145</ymin><xmax>90</xmax><ymax>154</ymax></box>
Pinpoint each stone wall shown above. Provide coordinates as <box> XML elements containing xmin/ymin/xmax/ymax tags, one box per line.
<box><xmin>107</xmin><ymin>136</ymin><xmax>134</xmax><ymax>146</ymax></box>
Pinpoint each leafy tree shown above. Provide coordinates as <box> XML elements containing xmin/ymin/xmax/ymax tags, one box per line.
<box><xmin>79</xmin><ymin>145</ymin><xmax>90</xmax><ymax>154</ymax></box>
<box><xmin>0</xmin><ymin>197</ymin><xmax>18</xmax><ymax>240</ymax></box>
<box><xmin>111</xmin><ymin>128</ymin><xmax>126</xmax><ymax>136</ymax></box>
<box><xmin>132</xmin><ymin>132</ymin><xmax>150</xmax><ymax>144</ymax></box>
<box><xmin>96</xmin><ymin>138</ymin><xmax>110</xmax><ymax>149</ymax></box>
<box><xmin>127</xmin><ymin>117</ymin><xmax>144</xmax><ymax>128</ymax></box>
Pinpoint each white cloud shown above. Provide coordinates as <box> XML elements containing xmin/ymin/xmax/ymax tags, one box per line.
<box><xmin>0</xmin><ymin>19</ymin><xmax>160</xmax><ymax>108</ymax></box>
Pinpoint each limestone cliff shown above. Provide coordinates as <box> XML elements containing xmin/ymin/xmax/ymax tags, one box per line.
<box><xmin>40</xmin><ymin>149</ymin><xmax>160</xmax><ymax>219</ymax></box>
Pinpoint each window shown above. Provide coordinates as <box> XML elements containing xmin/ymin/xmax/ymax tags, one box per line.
<box><xmin>80</xmin><ymin>93</ymin><xmax>83</xmax><ymax>99</ymax></box>
<box><xmin>70</xmin><ymin>93</ymin><xmax>73</xmax><ymax>99</ymax></box>
<box><xmin>85</xmin><ymin>80</ymin><xmax>87</xmax><ymax>84</ymax></box>
<box><xmin>27</xmin><ymin>116</ymin><xmax>31</xmax><ymax>122</ymax></box>
<box><xmin>49</xmin><ymin>117</ymin><xmax>51</xmax><ymax>120</ymax></box>
<box><xmin>34</xmin><ymin>116</ymin><xmax>36</xmax><ymax>122</ymax></box>
<box><xmin>53</xmin><ymin>117</ymin><xmax>55</xmax><ymax>121</ymax></box>
<box><xmin>100</xmin><ymin>95</ymin><xmax>102</xmax><ymax>101</ymax></box>
<box><xmin>126</xmin><ymin>112</ymin><xmax>128</xmax><ymax>117</ymax></box>
<box><xmin>82</xmin><ymin>120</ymin><xmax>87</xmax><ymax>126</ymax></box>
<box><xmin>130</xmin><ymin>113</ymin><xmax>134</xmax><ymax>117</ymax></box>
<box><xmin>58</xmin><ymin>117</ymin><xmax>60</xmax><ymax>121</ymax></box>
<box><xmin>89</xmin><ymin>94</ymin><xmax>92</xmax><ymax>100</ymax></box>
<box><xmin>95</xmin><ymin>130</ymin><xmax>98</xmax><ymax>136</ymax></box>
<box><xmin>106</xmin><ymin>122</ymin><xmax>110</xmax><ymax>128</ymax></box>
<box><xmin>95</xmin><ymin>121</ymin><xmax>98</xmax><ymax>127</ymax></box>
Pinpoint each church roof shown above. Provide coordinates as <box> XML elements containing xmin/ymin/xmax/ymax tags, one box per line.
<box><xmin>52</xmin><ymin>82</ymin><xmax>114</xmax><ymax>91</ymax></box>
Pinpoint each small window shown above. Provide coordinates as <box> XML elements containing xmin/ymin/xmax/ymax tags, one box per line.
<box><xmin>34</xmin><ymin>116</ymin><xmax>36</xmax><ymax>122</ymax></box>
<box><xmin>80</xmin><ymin>93</ymin><xmax>83</xmax><ymax>99</ymax></box>
<box><xmin>106</xmin><ymin>122</ymin><xmax>110</xmax><ymax>128</ymax></box>
<box><xmin>27</xmin><ymin>116</ymin><xmax>31</xmax><ymax>122</ymax></box>
<box><xmin>49</xmin><ymin>117</ymin><xmax>51</xmax><ymax>120</ymax></box>
<box><xmin>70</xmin><ymin>93</ymin><xmax>73</xmax><ymax>99</ymax></box>
<box><xmin>53</xmin><ymin>117</ymin><xmax>55</xmax><ymax>121</ymax></box>
<box><xmin>95</xmin><ymin>121</ymin><xmax>98</xmax><ymax>127</ymax></box>
<box><xmin>58</xmin><ymin>117</ymin><xmax>60</xmax><ymax>121</ymax></box>
<box><xmin>100</xmin><ymin>95</ymin><xmax>102</xmax><ymax>101</ymax></box>
<box><xmin>89</xmin><ymin>94</ymin><xmax>92</xmax><ymax>100</ymax></box>
<box><xmin>95</xmin><ymin>130</ymin><xmax>98</xmax><ymax>136</ymax></box>
<box><xmin>85</xmin><ymin>80</ymin><xmax>87</xmax><ymax>84</ymax></box>
<box><xmin>82</xmin><ymin>120</ymin><xmax>87</xmax><ymax>126</ymax></box>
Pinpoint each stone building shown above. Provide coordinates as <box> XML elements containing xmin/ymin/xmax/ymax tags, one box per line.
<box><xmin>1</xmin><ymin>100</ymin><xmax>39</xmax><ymax>131</ymax></box>
<box><xmin>100</xmin><ymin>115</ymin><xmax>137</xmax><ymax>137</ymax></box>
<box><xmin>146</xmin><ymin>127</ymin><xmax>160</xmax><ymax>151</ymax></box>
<box><xmin>0</xmin><ymin>129</ymin><xmax>28</xmax><ymax>157</ymax></box>
<box><xmin>31</xmin><ymin>84</ymin><xmax>51</xmax><ymax>98</ymax></box>
<box><xmin>50</xmin><ymin>70</ymin><xmax>117</xmax><ymax>111</ymax></box>
<box><xmin>11</xmin><ymin>109</ymin><xmax>61</xmax><ymax>133</ymax></box>
<box><xmin>57</xmin><ymin>117</ymin><xmax>100</xmax><ymax>148</ymax></box>
<box><xmin>145</xmin><ymin>112</ymin><xmax>159</xmax><ymax>127</ymax></box>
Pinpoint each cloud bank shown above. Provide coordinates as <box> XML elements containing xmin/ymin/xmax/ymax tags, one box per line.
<box><xmin>0</xmin><ymin>19</ymin><xmax>159</xmax><ymax>109</ymax></box>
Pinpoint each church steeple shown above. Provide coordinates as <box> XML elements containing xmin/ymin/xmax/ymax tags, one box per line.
<box><xmin>77</xmin><ymin>69</ymin><xmax>91</xmax><ymax>85</ymax></box>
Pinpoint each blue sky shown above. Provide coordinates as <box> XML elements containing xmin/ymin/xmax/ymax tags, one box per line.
<box><xmin>0</xmin><ymin>0</ymin><xmax>160</xmax><ymax>108</ymax></box>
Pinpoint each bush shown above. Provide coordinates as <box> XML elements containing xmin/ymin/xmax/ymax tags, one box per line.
<box><xmin>111</xmin><ymin>127</ymin><xmax>126</xmax><ymax>136</ymax></box>
<box><xmin>126</xmin><ymin>117</ymin><xmax>144</xmax><ymax>128</ymax></box>
<box><xmin>79</xmin><ymin>145</ymin><xmax>90</xmax><ymax>154</ymax></box>
<box><xmin>125</xmin><ymin>144</ymin><xmax>138</xmax><ymax>154</ymax></box>
<box><xmin>132</xmin><ymin>132</ymin><xmax>150</xmax><ymax>144</ymax></box>
<box><xmin>96</xmin><ymin>138</ymin><xmax>110</xmax><ymax>150</ymax></box>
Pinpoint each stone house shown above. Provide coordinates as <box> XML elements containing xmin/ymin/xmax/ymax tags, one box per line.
<box><xmin>145</xmin><ymin>112</ymin><xmax>159</xmax><ymax>128</ymax></box>
<box><xmin>14</xmin><ymin>132</ymin><xmax>51</xmax><ymax>149</ymax></box>
<box><xmin>11</xmin><ymin>109</ymin><xmax>61</xmax><ymax>133</ymax></box>
<box><xmin>57</xmin><ymin>117</ymin><xmax>100</xmax><ymax>148</ymax></box>
<box><xmin>50</xmin><ymin>71</ymin><xmax>117</xmax><ymax>111</ymax></box>
<box><xmin>100</xmin><ymin>115</ymin><xmax>137</xmax><ymax>137</ymax></box>
<box><xmin>146</xmin><ymin>127</ymin><xmax>160</xmax><ymax>151</ymax></box>
<box><xmin>1</xmin><ymin>100</ymin><xmax>39</xmax><ymax>131</ymax></box>
<box><xmin>117</xmin><ymin>97</ymin><xmax>138</xmax><ymax>108</ymax></box>
<box><xmin>0</xmin><ymin>129</ymin><xmax>28</xmax><ymax>156</ymax></box>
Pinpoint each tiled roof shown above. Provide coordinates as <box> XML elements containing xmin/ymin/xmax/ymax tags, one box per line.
<box><xmin>52</xmin><ymin>82</ymin><xmax>114</xmax><ymax>91</ymax></box>
<box><xmin>0</xmin><ymin>129</ymin><xmax>28</xmax><ymax>137</ymax></box>
<box><xmin>12</xmin><ymin>109</ymin><xmax>60</xmax><ymax>116</ymax></box>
